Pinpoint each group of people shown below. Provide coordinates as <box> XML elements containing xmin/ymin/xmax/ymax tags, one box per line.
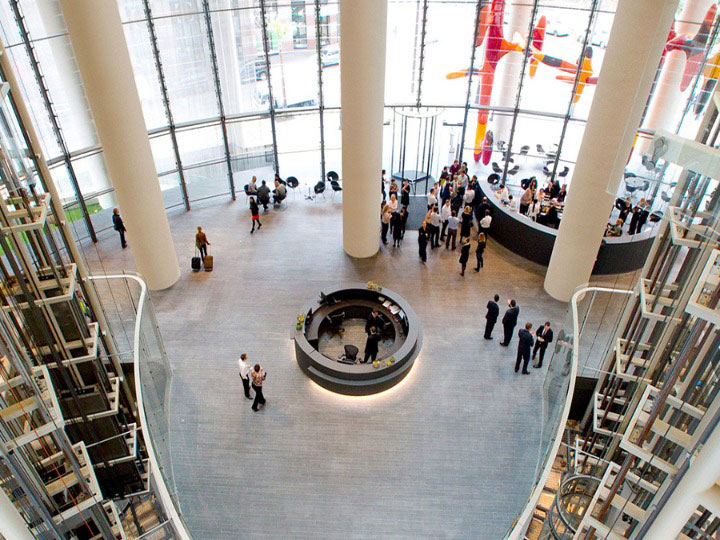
<box><xmin>238</xmin><ymin>354</ymin><xmax>268</xmax><ymax>412</ymax></box>
<box><xmin>246</xmin><ymin>175</ymin><xmax>287</xmax><ymax>233</ymax></box>
<box><xmin>483</xmin><ymin>294</ymin><xmax>554</xmax><ymax>374</ymax></box>
<box><xmin>493</xmin><ymin>177</ymin><xmax>566</xmax><ymax>229</ymax></box>
<box><xmin>606</xmin><ymin>197</ymin><xmax>651</xmax><ymax>237</ymax></box>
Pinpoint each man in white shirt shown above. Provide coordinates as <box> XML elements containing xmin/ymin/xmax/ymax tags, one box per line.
<box><xmin>238</xmin><ymin>353</ymin><xmax>253</xmax><ymax>399</ymax></box>
<box><xmin>507</xmin><ymin>195</ymin><xmax>517</xmax><ymax>212</ymax></box>
<box><xmin>495</xmin><ymin>184</ymin><xmax>509</xmax><ymax>201</ymax></box>
<box><xmin>440</xmin><ymin>200</ymin><xmax>452</xmax><ymax>240</ymax></box>
<box><xmin>479</xmin><ymin>210</ymin><xmax>492</xmax><ymax>239</ymax></box>
<box><xmin>464</xmin><ymin>187</ymin><xmax>475</xmax><ymax>206</ymax></box>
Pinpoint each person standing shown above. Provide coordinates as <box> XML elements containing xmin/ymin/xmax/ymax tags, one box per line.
<box><xmin>398</xmin><ymin>206</ymin><xmax>408</xmax><ymax>239</ymax></box>
<box><xmin>479</xmin><ymin>209</ymin><xmax>492</xmax><ymax>239</ymax></box>
<box><xmin>365</xmin><ymin>309</ymin><xmax>383</xmax><ymax>334</ymax></box>
<box><xmin>515</xmin><ymin>322</ymin><xmax>534</xmax><ymax>374</ymax></box>
<box><xmin>418</xmin><ymin>220</ymin><xmax>429</xmax><ymax>264</ymax></box>
<box><xmin>500</xmin><ymin>299</ymin><xmax>520</xmax><ymax>346</ymax></box>
<box><xmin>429</xmin><ymin>206</ymin><xmax>442</xmax><ymax>248</ymax></box>
<box><xmin>381</xmin><ymin>203</ymin><xmax>392</xmax><ymax>245</ymax></box>
<box><xmin>363</xmin><ymin>326</ymin><xmax>381</xmax><ymax>364</ymax></box>
<box><xmin>460</xmin><ymin>205</ymin><xmax>473</xmax><ymax>240</ymax></box>
<box><xmin>381</xmin><ymin>169</ymin><xmax>387</xmax><ymax>202</ymax></box>
<box><xmin>249</xmin><ymin>197</ymin><xmax>262</xmax><ymax>233</ymax></box>
<box><xmin>427</xmin><ymin>188</ymin><xmax>438</xmax><ymax>211</ymax></box>
<box><xmin>238</xmin><ymin>353</ymin><xmax>253</xmax><ymax>399</ymax></box>
<box><xmin>445</xmin><ymin>210</ymin><xmax>459</xmax><ymax>250</ymax></box>
<box><xmin>440</xmin><ymin>199</ymin><xmax>452</xmax><ymax>240</ymax></box>
<box><xmin>474</xmin><ymin>232</ymin><xmax>486</xmax><ymax>272</ymax></box>
<box><xmin>484</xmin><ymin>294</ymin><xmax>500</xmax><ymax>339</ymax></box>
<box><xmin>250</xmin><ymin>364</ymin><xmax>267</xmax><ymax>412</ymax></box>
<box><xmin>392</xmin><ymin>209</ymin><xmax>405</xmax><ymax>247</ymax></box>
<box><xmin>533</xmin><ymin>321</ymin><xmax>554</xmax><ymax>368</ymax></box>
<box><xmin>112</xmin><ymin>208</ymin><xmax>127</xmax><ymax>249</ymax></box>
<box><xmin>400</xmin><ymin>179</ymin><xmax>410</xmax><ymax>208</ymax></box>
<box><xmin>195</xmin><ymin>226</ymin><xmax>210</xmax><ymax>258</ymax></box>
<box><xmin>458</xmin><ymin>237</ymin><xmax>471</xmax><ymax>276</ymax></box>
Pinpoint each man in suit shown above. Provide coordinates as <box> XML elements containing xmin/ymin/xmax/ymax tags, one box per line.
<box><xmin>500</xmin><ymin>299</ymin><xmax>520</xmax><ymax>346</ymax></box>
<box><xmin>533</xmin><ymin>321</ymin><xmax>554</xmax><ymax>368</ymax></box>
<box><xmin>365</xmin><ymin>309</ymin><xmax>383</xmax><ymax>335</ymax></box>
<box><xmin>363</xmin><ymin>326</ymin><xmax>381</xmax><ymax>364</ymax></box>
<box><xmin>484</xmin><ymin>294</ymin><xmax>500</xmax><ymax>339</ymax></box>
<box><xmin>515</xmin><ymin>322</ymin><xmax>534</xmax><ymax>374</ymax></box>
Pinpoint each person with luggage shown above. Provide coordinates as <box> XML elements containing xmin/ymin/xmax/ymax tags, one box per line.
<box><xmin>250</xmin><ymin>364</ymin><xmax>267</xmax><ymax>412</ymax></box>
<box><xmin>112</xmin><ymin>208</ymin><xmax>127</xmax><ymax>249</ymax></box>
<box><xmin>363</xmin><ymin>326</ymin><xmax>381</xmax><ymax>363</ymax></box>
<box><xmin>250</xmin><ymin>197</ymin><xmax>262</xmax><ymax>234</ymax></box>
<box><xmin>238</xmin><ymin>353</ymin><xmax>253</xmax><ymax>399</ymax></box>
<box><xmin>195</xmin><ymin>226</ymin><xmax>210</xmax><ymax>259</ymax></box>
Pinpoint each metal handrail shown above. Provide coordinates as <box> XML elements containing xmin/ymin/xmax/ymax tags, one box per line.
<box><xmin>505</xmin><ymin>286</ymin><xmax>634</xmax><ymax>539</ymax></box>
<box><xmin>88</xmin><ymin>272</ymin><xmax>192</xmax><ymax>540</ymax></box>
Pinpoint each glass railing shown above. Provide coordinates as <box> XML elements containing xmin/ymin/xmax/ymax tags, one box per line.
<box><xmin>504</xmin><ymin>284</ymin><xmax>634</xmax><ymax>539</ymax></box>
<box><xmin>87</xmin><ymin>272</ymin><xmax>192</xmax><ymax>540</ymax></box>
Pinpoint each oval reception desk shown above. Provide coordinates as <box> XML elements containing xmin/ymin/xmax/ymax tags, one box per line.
<box><xmin>294</xmin><ymin>284</ymin><xmax>423</xmax><ymax>395</ymax></box>
<box><xmin>478</xmin><ymin>182</ymin><xmax>655</xmax><ymax>274</ymax></box>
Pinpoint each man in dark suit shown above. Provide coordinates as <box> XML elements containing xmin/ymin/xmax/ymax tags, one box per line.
<box><xmin>112</xmin><ymin>208</ymin><xmax>127</xmax><ymax>249</ymax></box>
<box><xmin>500</xmin><ymin>299</ymin><xmax>519</xmax><ymax>346</ymax></box>
<box><xmin>363</xmin><ymin>326</ymin><xmax>381</xmax><ymax>364</ymax></box>
<box><xmin>484</xmin><ymin>294</ymin><xmax>500</xmax><ymax>339</ymax></box>
<box><xmin>515</xmin><ymin>322</ymin><xmax>534</xmax><ymax>374</ymax></box>
<box><xmin>533</xmin><ymin>321</ymin><xmax>554</xmax><ymax>368</ymax></box>
<box><xmin>365</xmin><ymin>309</ymin><xmax>383</xmax><ymax>335</ymax></box>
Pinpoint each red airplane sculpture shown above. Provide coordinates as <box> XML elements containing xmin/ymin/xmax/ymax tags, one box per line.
<box><xmin>666</xmin><ymin>3</ymin><xmax>718</xmax><ymax>92</ymax></box>
<box><xmin>447</xmin><ymin>0</ymin><xmax>546</xmax><ymax>163</ymax></box>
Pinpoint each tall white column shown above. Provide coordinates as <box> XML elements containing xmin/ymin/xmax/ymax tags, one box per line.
<box><xmin>340</xmin><ymin>0</ymin><xmax>387</xmax><ymax>258</ymax></box>
<box><xmin>544</xmin><ymin>0</ymin><xmax>679</xmax><ymax>302</ymax></box>
<box><xmin>639</xmin><ymin>0</ymin><xmax>712</xmax><ymax>154</ymax></box>
<box><xmin>644</xmin><ymin>418</ymin><xmax>720</xmax><ymax>537</ymax></box>
<box><xmin>59</xmin><ymin>0</ymin><xmax>180</xmax><ymax>290</ymax></box>
<box><xmin>0</xmin><ymin>488</ymin><xmax>33</xmax><ymax>540</ymax></box>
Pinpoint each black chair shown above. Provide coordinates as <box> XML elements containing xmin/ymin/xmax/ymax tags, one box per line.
<box><xmin>327</xmin><ymin>170</ymin><xmax>339</xmax><ymax>182</ymax></box>
<box><xmin>330</xmin><ymin>180</ymin><xmax>342</xmax><ymax>200</ymax></box>
<box><xmin>487</xmin><ymin>173</ymin><xmax>501</xmax><ymax>185</ymax></box>
<box><xmin>491</xmin><ymin>162</ymin><xmax>503</xmax><ymax>174</ymax></box>
<box><xmin>641</xmin><ymin>180</ymin><xmax>650</xmax><ymax>192</ymax></box>
<box><xmin>537</xmin><ymin>144</ymin><xmax>545</xmax><ymax>154</ymax></box>
<box><xmin>338</xmin><ymin>344</ymin><xmax>359</xmax><ymax>365</ymax></box>
<box><xmin>286</xmin><ymin>176</ymin><xmax>299</xmax><ymax>198</ymax></box>
<box><xmin>542</xmin><ymin>165</ymin><xmax>552</xmax><ymax>178</ymax></box>
<box><xmin>508</xmin><ymin>165</ymin><xmax>520</xmax><ymax>176</ymax></box>
<box><xmin>313</xmin><ymin>180</ymin><xmax>326</xmax><ymax>200</ymax></box>
<box><xmin>558</xmin><ymin>166</ymin><xmax>570</xmax><ymax>178</ymax></box>
<box><xmin>496</xmin><ymin>140</ymin><xmax>507</xmax><ymax>152</ymax></box>
<box><xmin>661</xmin><ymin>190</ymin><xmax>671</xmax><ymax>203</ymax></box>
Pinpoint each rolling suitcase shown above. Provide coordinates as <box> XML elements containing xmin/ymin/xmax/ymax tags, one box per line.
<box><xmin>203</xmin><ymin>255</ymin><xmax>214</xmax><ymax>272</ymax></box>
<box><xmin>191</xmin><ymin>251</ymin><xmax>201</xmax><ymax>272</ymax></box>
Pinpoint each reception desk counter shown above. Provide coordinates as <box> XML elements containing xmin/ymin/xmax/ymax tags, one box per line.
<box><xmin>478</xmin><ymin>182</ymin><xmax>655</xmax><ymax>274</ymax></box>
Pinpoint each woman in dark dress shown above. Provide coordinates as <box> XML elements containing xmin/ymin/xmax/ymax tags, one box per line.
<box><xmin>460</xmin><ymin>205</ymin><xmax>473</xmax><ymax>240</ymax></box>
<box><xmin>393</xmin><ymin>208</ymin><xmax>407</xmax><ymax>246</ymax></box>
<box><xmin>458</xmin><ymin>237</ymin><xmax>471</xmax><ymax>276</ymax></box>
<box><xmin>474</xmin><ymin>232</ymin><xmax>486</xmax><ymax>271</ymax></box>
<box><xmin>401</xmin><ymin>180</ymin><xmax>411</xmax><ymax>208</ymax></box>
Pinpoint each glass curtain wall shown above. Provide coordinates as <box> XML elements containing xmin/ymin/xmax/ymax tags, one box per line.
<box><xmin>0</xmin><ymin>0</ymin><xmax>718</xmax><ymax>241</ymax></box>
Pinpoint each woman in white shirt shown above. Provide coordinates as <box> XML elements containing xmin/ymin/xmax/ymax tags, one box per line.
<box><xmin>388</xmin><ymin>193</ymin><xmax>399</xmax><ymax>213</ymax></box>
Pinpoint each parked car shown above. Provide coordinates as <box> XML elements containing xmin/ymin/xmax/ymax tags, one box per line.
<box><xmin>240</xmin><ymin>58</ymin><xmax>267</xmax><ymax>83</ymax></box>
<box><xmin>321</xmin><ymin>45</ymin><xmax>340</xmax><ymax>67</ymax></box>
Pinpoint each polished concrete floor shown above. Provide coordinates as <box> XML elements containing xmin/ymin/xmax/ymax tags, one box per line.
<box><xmin>78</xmin><ymin>194</ymin><xmax>605</xmax><ymax>539</ymax></box>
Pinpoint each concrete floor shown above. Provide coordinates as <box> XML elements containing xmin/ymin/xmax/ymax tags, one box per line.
<box><xmin>78</xmin><ymin>194</ymin><xmax>590</xmax><ymax>539</ymax></box>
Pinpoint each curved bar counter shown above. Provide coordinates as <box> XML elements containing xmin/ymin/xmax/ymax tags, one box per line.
<box><xmin>478</xmin><ymin>181</ymin><xmax>654</xmax><ymax>274</ymax></box>
<box><xmin>294</xmin><ymin>284</ymin><xmax>423</xmax><ymax>395</ymax></box>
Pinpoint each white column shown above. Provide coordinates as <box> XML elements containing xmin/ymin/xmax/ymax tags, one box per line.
<box><xmin>340</xmin><ymin>0</ymin><xmax>387</xmax><ymax>258</ymax></box>
<box><xmin>0</xmin><ymin>488</ymin><xmax>33</xmax><ymax>540</ymax></box>
<box><xmin>639</xmin><ymin>0</ymin><xmax>713</xmax><ymax>154</ymax></box>
<box><xmin>644</xmin><ymin>418</ymin><xmax>720</xmax><ymax>537</ymax></box>
<box><xmin>544</xmin><ymin>0</ymin><xmax>679</xmax><ymax>302</ymax></box>
<box><xmin>59</xmin><ymin>0</ymin><xmax>180</xmax><ymax>291</ymax></box>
